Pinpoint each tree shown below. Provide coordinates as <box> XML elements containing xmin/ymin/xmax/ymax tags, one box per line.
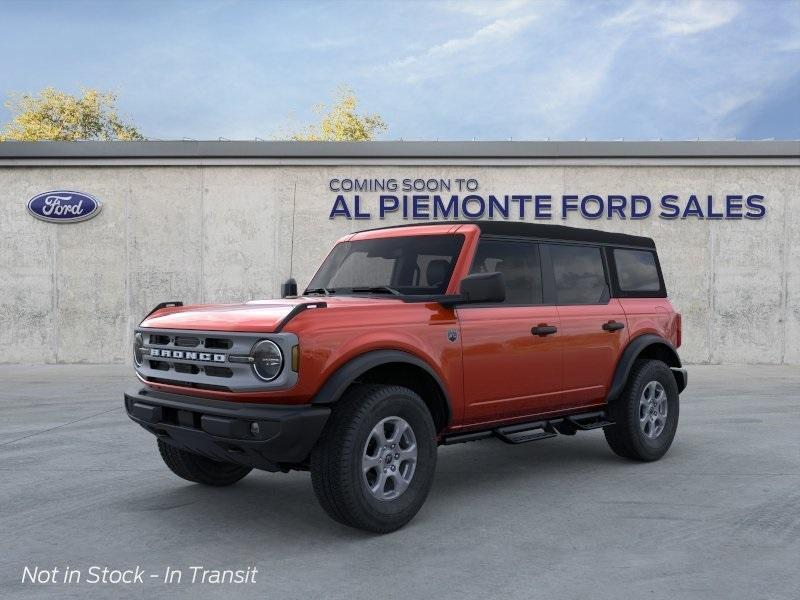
<box><xmin>1</xmin><ymin>87</ymin><xmax>144</xmax><ymax>141</ymax></box>
<box><xmin>290</xmin><ymin>87</ymin><xmax>387</xmax><ymax>141</ymax></box>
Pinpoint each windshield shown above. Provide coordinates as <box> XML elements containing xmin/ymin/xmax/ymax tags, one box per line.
<box><xmin>306</xmin><ymin>234</ymin><xmax>464</xmax><ymax>296</ymax></box>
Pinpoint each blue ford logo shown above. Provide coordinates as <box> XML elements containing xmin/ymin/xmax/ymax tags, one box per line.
<box><xmin>27</xmin><ymin>191</ymin><xmax>102</xmax><ymax>223</ymax></box>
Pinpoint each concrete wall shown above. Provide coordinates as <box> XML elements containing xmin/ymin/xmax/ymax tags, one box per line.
<box><xmin>1</xmin><ymin>162</ymin><xmax>798</xmax><ymax>364</ymax></box>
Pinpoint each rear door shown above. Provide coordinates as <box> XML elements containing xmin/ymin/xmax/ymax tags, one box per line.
<box><xmin>543</xmin><ymin>243</ymin><xmax>629</xmax><ymax>409</ymax></box>
<box><xmin>458</xmin><ymin>238</ymin><xmax>562</xmax><ymax>427</ymax></box>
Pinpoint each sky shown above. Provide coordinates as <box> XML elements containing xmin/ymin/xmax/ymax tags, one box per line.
<box><xmin>1</xmin><ymin>0</ymin><xmax>799</xmax><ymax>140</ymax></box>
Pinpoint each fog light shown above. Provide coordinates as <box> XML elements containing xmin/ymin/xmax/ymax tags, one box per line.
<box><xmin>250</xmin><ymin>422</ymin><xmax>260</xmax><ymax>436</ymax></box>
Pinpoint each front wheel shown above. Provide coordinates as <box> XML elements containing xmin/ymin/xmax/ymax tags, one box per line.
<box><xmin>604</xmin><ymin>359</ymin><xmax>680</xmax><ymax>461</ymax></box>
<box><xmin>310</xmin><ymin>384</ymin><xmax>438</xmax><ymax>533</ymax></box>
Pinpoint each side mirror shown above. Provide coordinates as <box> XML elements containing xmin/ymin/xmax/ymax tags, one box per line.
<box><xmin>440</xmin><ymin>272</ymin><xmax>505</xmax><ymax>306</ymax></box>
<box><xmin>281</xmin><ymin>277</ymin><xmax>298</xmax><ymax>298</ymax></box>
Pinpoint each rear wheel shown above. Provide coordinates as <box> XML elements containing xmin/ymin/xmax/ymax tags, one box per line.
<box><xmin>604</xmin><ymin>359</ymin><xmax>679</xmax><ymax>461</ymax></box>
<box><xmin>310</xmin><ymin>384</ymin><xmax>437</xmax><ymax>533</ymax></box>
<box><xmin>157</xmin><ymin>439</ymin><xmax>252</xmax><ymax>486</ymax></box>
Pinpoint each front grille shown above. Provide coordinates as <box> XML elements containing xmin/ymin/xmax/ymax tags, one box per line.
<box><xmin>205</xmin><ymin>337</ymin><xmax>233</xmax><ymax>349</ymax></box>
<box><xmin>174</xmin><ymin>363</ymin><xmax>200</xmax><ymax>375</ymax></box>
<box><xmin>135</xmin><ymin>327</ymin><xmax>298</xmax><ymax>392</ymax></box>
<box><xmin>204</xmin><ymin>366</ymin><xmax>233</xmax><ymax>378</ymax></box>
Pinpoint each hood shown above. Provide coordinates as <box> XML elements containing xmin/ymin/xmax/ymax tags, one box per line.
<box><xmin>140</xmin><ymin>296</ymin><xmax>403</xmax><ymax>333</ymax></box>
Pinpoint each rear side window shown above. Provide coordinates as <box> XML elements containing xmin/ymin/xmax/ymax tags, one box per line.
<box><xmin>549</xmin><ymin>245</ymin><xmax>607</xmax><ymax>305</ymax></box>
<box><xmin>613</xmin><ymin>249</ymin><xmax>661</xmax><ymax>292</ymax></box>
<box><xmin>470</xmin><ymin>239</ymin><xmax>542</xmax><ymax>304</ymax></box>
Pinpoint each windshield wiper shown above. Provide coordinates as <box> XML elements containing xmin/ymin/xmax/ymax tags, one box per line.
<box><xmin>350</xmin><ymin>286</ymin><xmax>402</xmax><ymax>296</ymax></box>
<box><xmin>304</xmin><ymin>287</ymin><xmax>332</xmax><ymax>296</ymax></box>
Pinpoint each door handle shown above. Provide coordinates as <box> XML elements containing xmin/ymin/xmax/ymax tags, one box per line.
<box><xmin>602</xmin><ymin>320</ymin><xmax>625</xmax><ymax>332</ymax></box>
<box><xmin>532</xmin><ymin>325</ymin><xmax>558</xmax><ymax>337</ymax></box>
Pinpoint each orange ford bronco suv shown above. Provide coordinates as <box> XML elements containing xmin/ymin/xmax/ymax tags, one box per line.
<box><xmin>125</xmin><ymin>222</ymin><xmax>686</xmax><ymax>532</ymax></box>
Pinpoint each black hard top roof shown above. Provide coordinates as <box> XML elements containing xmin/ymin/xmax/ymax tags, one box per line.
<box><xmin>356</xmin><ymin>221</ymin><xmax>656</xmax><ymax>249</ymax></box>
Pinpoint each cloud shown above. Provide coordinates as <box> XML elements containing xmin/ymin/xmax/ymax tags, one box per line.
<box><xmin>443</xmin><ymin>0</ymin><xmax>534</xmax><ymax>19</ymax></box>
<box><xmin>777</xmin><ymin>34</ymin><xmax>800</xmax><ymax>53</ymax></box>
<box><xmin>376</xmin><ymin>0</ymin><xmax>624</xmax><ymax>136</ymax></box>
<box><xmin>307</xmin><ymin>37</ymin><xmax>355</xmax><ymax>51</ymax></box>
<box><xmin>388</xmin><ymin>13</ymin><xmax>537</xmax><ymax>82</ymax></box>
<box><xmin>524</xmin><ymin>36</ymin><xmax>625</xmax><ymax>134</ymax></box>
<box><xmin>607</xmin><ymin>0</ymin><xmax>740</xmax><ymax>36</ymax></box>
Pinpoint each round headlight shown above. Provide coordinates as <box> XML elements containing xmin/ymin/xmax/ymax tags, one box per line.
<box><xmin>251</xmin><ymin>340</ymin><xmax>284</xmax><ymax>381</ymax></box>
<box><xmin>133</xmin><ymin>332</ymin><xmax>144</xmax><ymax>367</ymax></box>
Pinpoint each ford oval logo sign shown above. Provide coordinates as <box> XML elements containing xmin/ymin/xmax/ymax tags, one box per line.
<box><xmin>27</xmin><ymin>191</ymin><xmax>102</xmax><ymax>223</ymax></box>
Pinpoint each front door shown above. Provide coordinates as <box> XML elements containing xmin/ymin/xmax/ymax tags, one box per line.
<box><xmin>458</xmin><ymin>239</ymin><xmax>562</xmax><ymax>427</ymax></box>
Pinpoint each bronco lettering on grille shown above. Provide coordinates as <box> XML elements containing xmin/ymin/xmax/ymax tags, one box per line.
<box><xmin>149</xmin><ymin>348</ymin><xmax>226</xmax><ymax>362</ymax></box>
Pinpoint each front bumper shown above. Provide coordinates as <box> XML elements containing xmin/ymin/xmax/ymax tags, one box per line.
<box><xmin>124</xmin><ymin>387</ymin><xmax>330</xmax><ymax>471</ymax></box>
<box><xmin>671</xmin><ymin>367</ymin><xmax>688</xmax><ymax>393</ymax></box>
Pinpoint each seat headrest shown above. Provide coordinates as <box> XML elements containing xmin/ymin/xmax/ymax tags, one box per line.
<box><xmin>426</xmin><ymin>259</ymin><xmax>451</xmax><ymax>288</ymax></box>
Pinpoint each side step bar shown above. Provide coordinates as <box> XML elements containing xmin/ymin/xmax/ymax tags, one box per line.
<box><xmin>494</xmin><ymin>420</ymin><xmax>556</xmax><ymax>444</ymax></box>
<box><xmin>564</xmin><ymin>411</ymin><xmax>614</xmax><ymax>431</ymax></box>
<box><xmin>496</xmin><ymin>428</ymin><xmax>557</xmax><ymax>445</ymax></box>
<box><xmin>443</xmin><ymin>410</ymin><xmax>614</xmax><ymax>446</ymax></box>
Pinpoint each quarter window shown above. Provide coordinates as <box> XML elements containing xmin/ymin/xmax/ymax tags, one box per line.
<box><xmin>550</xmin><ymin>245</ymin><xmax>607</xmax><ymax>305</ymax></box>
<box><xmin>470</xmin><ymin>239</ymin><xmax>542</xmax><ymax>304</ymax></box>
<box><xmin>614</xmin><ymin>249</ymin><xmax>661</xmax><ymax>292</ymax></box>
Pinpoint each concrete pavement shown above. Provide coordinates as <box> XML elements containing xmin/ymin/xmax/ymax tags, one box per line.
<box><xmin>1</xmin><ymin>364</ymin><xmax>798</xmax><ymax>599</ymax></box>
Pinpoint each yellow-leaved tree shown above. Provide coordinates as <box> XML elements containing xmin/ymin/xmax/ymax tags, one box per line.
<box><xmin>290</xmin><ymin>87</ymin><xmax>387</xmax><ymax>141</ymax></box>
<box><xmin>0</xmin><ymin>87</ymin><xmax>143</xmax><ymax>141</ymax></box>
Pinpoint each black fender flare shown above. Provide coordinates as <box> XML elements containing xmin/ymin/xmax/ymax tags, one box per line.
<box><xmin>310</xmin><ymin>349</ymin><xmax>453</xmax><ymax>424</ymax></box>
<box><xmin>606</xmin><ymin>334</ymin><xmax>686</xmax><ymax>403</ymax></box>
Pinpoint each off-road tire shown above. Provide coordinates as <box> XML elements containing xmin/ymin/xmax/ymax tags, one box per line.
<box><xmin>604</xmin><ymin>359</ymin><xmax>679</xmax><ymax>462</ymax></box>
<box><xmin>310</xmin><ymin>384</ymin><xmax>438</xmax><ymax>533</ymax></box>
<box><xmin>157</xmin><ymin>439</ymin><xmax>252</xmax><ymax>486</ymax></box>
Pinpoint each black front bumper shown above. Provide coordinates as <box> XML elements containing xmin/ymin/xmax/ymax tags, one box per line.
<box><xmin>671</xmin><ymin>367</ymin><xmax>688</xmax><ymax>393</ymax></box>
<box><xmin>124</xmin><ymin>387</ymin><xmax>330</xmax><ymax>471</ymax></box>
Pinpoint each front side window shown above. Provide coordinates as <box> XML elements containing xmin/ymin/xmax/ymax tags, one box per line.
<box><xmin>306</xmin><ymin>235</ymin><xmax>464</xmax><ymax>296</ymax></box>
<box><xmin>470</xmin><ymin>239</ymin><xmax>542</xmax><ymax>304</ymax></box>
<box><xmin>550</xmin><ymin>244</ymin><xmax>607</xmax><ymax>305</ymax></box>
<box><xmin>614</xmin><ymin>249</ymin><xmax>661</xmax><ymax>292</ymax></box>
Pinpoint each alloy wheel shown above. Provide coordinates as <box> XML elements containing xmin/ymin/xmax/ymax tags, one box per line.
<box><xmin>639</xmin><ymin>380</ymin><xmax>668</xmax><ymax>439</ymax></box>
<box><xmin>362</xmin><ymin>416</ymin><xmax>418</xmax><ymax>501</ymax></box>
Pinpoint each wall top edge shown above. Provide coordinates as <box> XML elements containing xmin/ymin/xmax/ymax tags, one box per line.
<box><xmin>0</xmin><ymin>140</ymin><xmax>798</xmax><ymax>160</ymax></box>
<box><xmin>1</xmin><ymin>158</ymin><xmax>798</xmax><ymax>168</ymax></box>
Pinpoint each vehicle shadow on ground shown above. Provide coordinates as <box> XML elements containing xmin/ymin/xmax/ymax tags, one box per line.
<box><xmin>432</xmin><ymin>435</ymin><xmax>633</xmax><ymax>492</ymax></box>
<box><xmin>116</xmin><ymin>433</ymin><xmax>643</xmax><ymax>539</ymax></box>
